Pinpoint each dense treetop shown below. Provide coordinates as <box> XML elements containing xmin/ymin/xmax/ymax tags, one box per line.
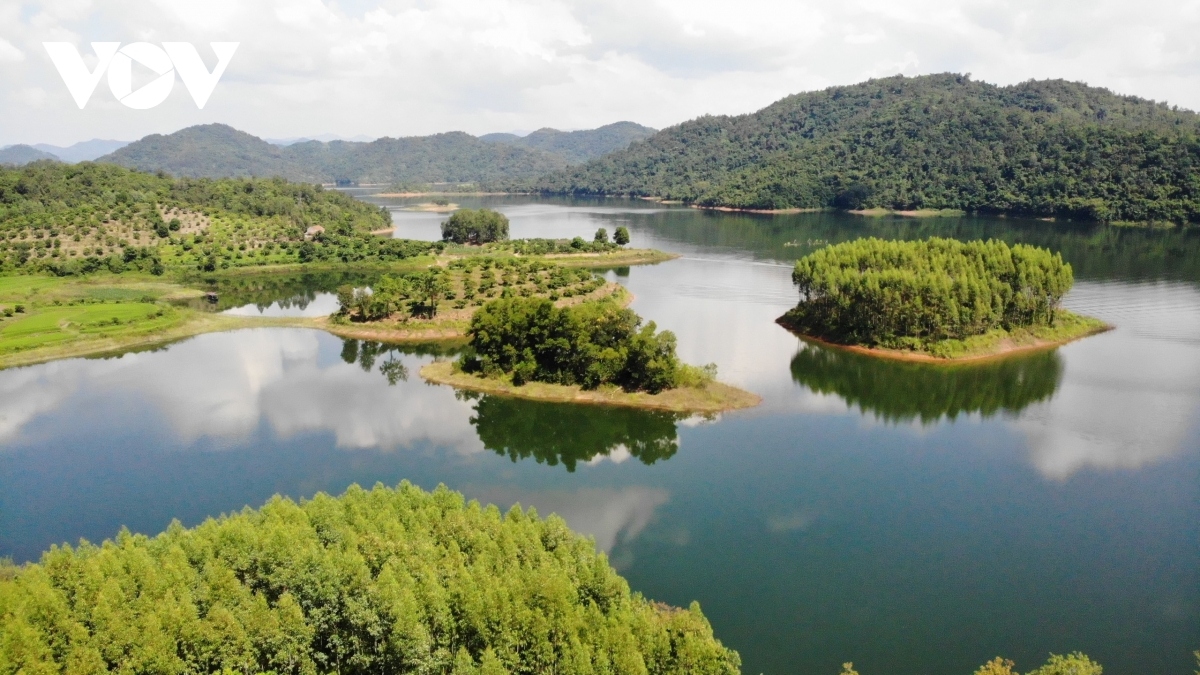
<box><xmin>535</xmin><ymin>74</ymin><xmax>1200</xmax><ymax>223</ymax></box>
<box><xmin>782</xmin><ymin>237</ymin><xmax>1074</xmax><ymax>348</ymax></box>
<box><xmin>0</xmin><ymin>482</ymin><xmax>740</xmax><ymax>674</ymax></box>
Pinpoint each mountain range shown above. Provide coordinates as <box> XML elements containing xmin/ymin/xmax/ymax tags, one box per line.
<box><xmin>92</xmin><ymin>121</ymin><xmax>655</xmax><ymax>185</ymax></box>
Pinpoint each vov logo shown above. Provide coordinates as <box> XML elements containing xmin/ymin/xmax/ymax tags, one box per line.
<box><xmin>43</xmin><ymin>42</ymin><xmax>239</xmax><ymax>110</ymax></box>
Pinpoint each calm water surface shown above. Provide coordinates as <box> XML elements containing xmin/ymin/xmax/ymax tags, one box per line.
<box><xmin>2</xmin><ymin>196</ymin><xmax>1198</xmax><ymax>675</ymax></box>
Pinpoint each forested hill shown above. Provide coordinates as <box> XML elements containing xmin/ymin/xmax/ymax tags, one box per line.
<box><xmin>534</xmin><ymin>74</ymin><xmax>1200</xmax><ymax>224</ymax></box>
<box><xmin>98</xmin><ymin>123</ymin><xmax>569</xmax><ymax>184</ymax></box>
<box><xmin>479</xmin><ymin>121</ymin><xmax>657</xmax><ymax>163</ymax></box>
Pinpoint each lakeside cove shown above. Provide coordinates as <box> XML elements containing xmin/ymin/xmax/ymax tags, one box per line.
<box><xmin>419</xmin><ymin>360</ymin><xmax>762</xmax><ymax>414</ymax></box>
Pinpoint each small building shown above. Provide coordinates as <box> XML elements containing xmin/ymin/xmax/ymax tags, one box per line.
<box><xmin>304</xmin><ymin>225</ymin><xmax>325</xmax><ymax>240</ymax></box>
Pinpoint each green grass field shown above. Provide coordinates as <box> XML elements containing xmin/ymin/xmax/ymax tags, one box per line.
<box><xmin>0</xmin><ymin>303</ymin><xmax>185</xmax><ymax>354</ymax></box>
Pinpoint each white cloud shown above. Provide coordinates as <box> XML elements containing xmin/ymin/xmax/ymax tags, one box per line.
<box><xmin>3</xmin><ymin>0</ymin><xmax>1200</xmax><ymax>148</ymax></box>
<box><xmin>0</xmin><ymin>37</ymin><xmax>24</xmax><ymax>63</ymax></box>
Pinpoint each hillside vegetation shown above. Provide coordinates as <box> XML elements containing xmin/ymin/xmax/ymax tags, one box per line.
<box><xmin>537</xmin><ymin>74</ymin><xmax>1200</xmax><ymax>224</ymax></box>
<box><xmin>0</xmin><ymin>162</ymin><xmax>442</xmax><ymax>276</ymax></box>
<box><xmin>0</xmin><ymin>482</ymin><xmax>741</xmax><ymax>675</ymax></box>
<box><xmin>480</xmin><ymin>122</ymin><xmax>657</xmax><ymax>163</ymax></box>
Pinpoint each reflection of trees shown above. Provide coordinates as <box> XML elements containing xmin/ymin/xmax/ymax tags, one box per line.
<box><xmin>467</xmin><ymin>394</ymin><xmax>683</xmax><ymax>471</ymax></box>
<box><xmin>340</xmin><ymin>339</ymin><xmax>465</xmax><ymax>384</ymax></box>
<box><xmin>186</xmin><ymin>271</ymin><xmax>381</xmax><ymax>312</ymax></box>
<box><xmin>790</xmin><ymin>342</ymin><xmax>1064</xmax><ymax>423</ymax></box>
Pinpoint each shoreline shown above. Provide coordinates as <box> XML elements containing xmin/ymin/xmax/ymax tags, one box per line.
<box><xmin>776</xmin><ymin>313</ymin><xmax>1112</xmax><ymax>364</ymax></box>
<box><xmin>690</xmin><ymin>204</ymin><xmax>824</xmax><ymax>215</ymax></box>
<box><xmin>419</xmin><ymin>360</ymin><xmax>761</xmax><ymax>413</ymax></box>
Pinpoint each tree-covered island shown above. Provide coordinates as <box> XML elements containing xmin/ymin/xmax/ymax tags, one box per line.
<box><xmin>420</xmin><ymin>295</ymin><xmax>761</xmax><ymax>413</ymax></box>
<box><xmin>778</xmin><ymin>237</ymin><xmax>1109</xmax><ymax>360</ymax></box>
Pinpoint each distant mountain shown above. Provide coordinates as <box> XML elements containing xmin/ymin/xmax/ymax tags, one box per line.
<box><xmin>480</xmin><ymin>122</ymin><xmax>657</xmax><ymax>163</ymax></box>
<box><xmin>537</xmin><ymin>74</ymin><xmax>1200</xmax><ymax>224</ymax></box>
<box><xmin>33</xmin><ymin>139</ymin><xmax>129</xmax><ymax>163</ymax></box>
<box><xmin>100</xmin><ymin>124</ymin><xmax>294</xmax><ymax>179</ymax></box>
<box><xmin>265</xmin><ymin>134</ymin><xmax>376</xmax><ymax>146</ymax></box>
<box><xmin>98</xmin><ymin>123</ymin><xmax>569</xmax><ymax>184</ymax></box>
<box><xmin>0</xmin><ymin>145</ymin><xmax>59</xmax><ymax>166</ymax></box>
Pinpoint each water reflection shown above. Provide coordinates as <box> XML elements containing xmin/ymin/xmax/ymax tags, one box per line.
<box><xmin>789</xmin><ymin>342</ymin><xmax>1064</xmax><ymax>424</ymax></box>
<box><xmin>464</xmin><ymin>486</ymin><xmax>670</xmax><ymax>555</ymax></box>
<box><xmin>183</xmin><ymin>270</ymin><xmax>381</xmax><ymax>314</ymax></box>
<box><xmin>1016</xmin><ymin>281</ymin><xmax>1200</xmax><ymax>479</ymax></box>
<box><xmin>466</xmin><ymin>393</ymin><xmax>683</xmax><ymax>471</ymax></box>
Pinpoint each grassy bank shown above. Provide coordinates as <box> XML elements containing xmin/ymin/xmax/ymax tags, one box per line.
<box><xmin>779</xmin><ymin>309</ymin><xmax>1110</xmax><ymax>363</ymax></box>
<box><xmin>420</xmin><ymin>360</ymin><xmax>761</xmax><ymax>413</ymax></box>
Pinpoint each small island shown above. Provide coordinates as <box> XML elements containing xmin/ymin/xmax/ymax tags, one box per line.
<box><xmin>777</xmin><ymin>237</ymin><xmax>1110</xmax><ymax>361</ymax></box>
<box><xmin>420</xmin><ymin>295</ymin><xmax>761</xmax><ymax>413</ymax></box>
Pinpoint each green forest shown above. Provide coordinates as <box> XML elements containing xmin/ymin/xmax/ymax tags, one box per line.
<box><xmin>534</xmin><ymin>74</ymin><xmax>1200</xmax><ymax>223</ymax></box>
<box><xmin>0</xmin><ymin>162</ymin><xmax>441</xmax><ymax>276</ymax></box>
<box><xmin>461</xmin><ymin>296</ymin><xmax>712</xmax><ymax>393</ymax></box>
<box><xmin>0</xmin><ymin>483</ymin><xmax>740</xmax><ymax>674</ymax></box>
<box><xmin>781</xmin><ymin>237</ymin><xmax>1076</xmax><ymax>351</ymax></box>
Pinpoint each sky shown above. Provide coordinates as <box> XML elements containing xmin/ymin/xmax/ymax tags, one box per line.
<box><xmin>2</xmin><ymin>0</ymin><xmax>1200</xmax><ymax>146</ymax></box>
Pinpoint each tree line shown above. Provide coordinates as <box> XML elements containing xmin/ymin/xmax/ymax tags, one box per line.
<box><xmin>783</xmin><ymin>237</ymin><xmax>1074</xmax><ymax>347</ymax></box>
<box><xmin>0</xmin><ymin>482</ymin><xmax>740</xmax><ymax>674</ymax></box>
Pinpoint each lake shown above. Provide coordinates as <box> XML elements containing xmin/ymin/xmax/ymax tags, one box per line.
<box><xmin>1</xmin><ymin>196</ymin><xmax>1197</xmax><ymax>675</ymax></box>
